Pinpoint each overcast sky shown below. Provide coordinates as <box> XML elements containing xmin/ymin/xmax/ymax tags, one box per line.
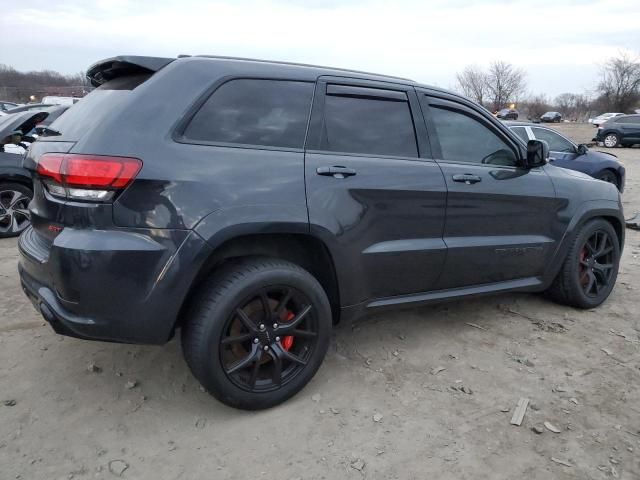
<box><xmin>1</xmin><ymin>0</ymin><xmax>639</xmax><ymax>98</ymax></box>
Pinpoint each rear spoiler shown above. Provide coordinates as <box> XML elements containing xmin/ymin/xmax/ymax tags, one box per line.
<box><xmin>86</xmin><ymin>56</ymin><xmax>175</xmax><ymax>87</ymax></box>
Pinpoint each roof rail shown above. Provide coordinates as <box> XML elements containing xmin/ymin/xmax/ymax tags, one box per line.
<box><xmin>192</xmin><ymin>55</ymin><xmax>414</xmax><ymax>82</ymax></box>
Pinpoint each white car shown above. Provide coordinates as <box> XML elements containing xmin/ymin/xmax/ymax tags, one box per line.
<box><xmin>589</xmin><ymin>112</ymin><xmax>624</xmax><ymax>127</ymax></box>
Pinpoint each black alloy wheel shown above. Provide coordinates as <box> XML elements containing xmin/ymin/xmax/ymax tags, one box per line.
<box><xmin>221</xmin><ymin>286</ymin><xmax>319</xmax><ymax>392</ymax></box>
<box><xmin>182</xmin><ymin>258</ymin><xmax>332</xmax><ymax>410</ymax></box>
<box><xmin>578</xmin><ymin>230</ymin><xmax>615</xmax><ymax>298</ymax></box>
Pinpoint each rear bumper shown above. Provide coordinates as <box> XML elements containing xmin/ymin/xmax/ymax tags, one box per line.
<box><xmin>18</xmin><ymin>226</ymin><xmax>211</xmax><ymax>344</ymax></box>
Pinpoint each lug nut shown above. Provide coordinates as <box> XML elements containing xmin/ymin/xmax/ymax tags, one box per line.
<box><xmin>259</xmin><ymin>324</ymin><xmax>265</xmax><ymax>331</ymax></box>
<box><xmin>273</xmin><ymin>323</ymin><xmax>278</xmax><ymax>329</ymax></box>
<box><xmin>275</xmin><ymin>336</ymin><xmax>281</xmax><ymax>342</ymax></box>
<box><xmin>253</xmin><ymin>338</ymin><xmax>259</xmax><ymax>344</ymax></box>
<box><xmin>263</xmin><ymin>345</ymin><xmax>269</xmax><ymax>351</ymax></box>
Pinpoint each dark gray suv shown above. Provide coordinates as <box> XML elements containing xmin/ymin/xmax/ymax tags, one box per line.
<box><xmin>595</xmin><ymin>114</ymin><xmax>640</xmax><ymax>148</ymax></box>
<box><xmin>18</xmin><ymin>56</ymin><xmax>625</xmax><ymax>409</ymax></box>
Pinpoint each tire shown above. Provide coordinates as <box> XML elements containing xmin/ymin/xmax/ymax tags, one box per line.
<box><xmin>603</xmin><ymin>133</ymin><xmax>619</xmax><ymax>148</ymax></box>
<box><xmin>546</xmin><ymin>218</ymin><xmax>620</xmax><ymax>309</ymax></box>
<box><xmin>596</xmin><ymin>170</ymin><xmax>619</xmax><ymax>190</ymax></box>
<box><xmin>181</xmin><ymin>257</ymin><xmax>332</xmax><ymax>410</ymax></box>
<box><xmin>0</xmin><ymin>182</ymin><xmax>32</xmax><ymax>238</ymax></box>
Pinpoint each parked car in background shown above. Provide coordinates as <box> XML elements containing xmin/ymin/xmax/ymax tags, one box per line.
<box><xmin>589</xmin><ymin>112</ymin><xmax>624</xmax><ymax>127</ymax></box>
<box><xmin>0</xmin><ymin>111</ymin><xmax>49</xmax><ymax>237</ymax></box>
<box><xmin>5</xmin><ymin>103</ymin><xmax>54</xmax><ymax>114</ymax></box>
<box><xmin>540</xmin><ymin>111</ymin><xmax>562</xmax><ymax>123</ymax></box>
<box><xmin>507</xmin><ymin>121</ymin><xmax>625</xmax><ymax>191</ymax></box>
<box><xmin>42</xmin><ymin>96</ymin><xmax>81</xmax><ymax>106</ymax></box>
<box><xmin>18</xmin><ymin>55</ymin><xmax>625</xmax><ymax>410</ymax></box>
<box><xmin>1</xmin><ymin>101</ymin><xmax>20</xmax><ymax>112</ymax></box>
<box><xmin>33</xmin><ymin>105</ymin><xmax>69</xmax><ymax>135</ymax></box>
<box><xmin>496</xmin><ymin>108</ymin><xmax>518</xmax><ymax>120</ymax></box>
<box><xmin>594</xmin><ymin>114</ymin><xmax>640</xmax><ymax>148</ymax></box>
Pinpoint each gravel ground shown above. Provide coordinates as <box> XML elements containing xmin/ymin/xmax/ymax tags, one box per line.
<box><xmin>1</xmin><ymin>123</ymin><xmax>639</xmax><ymax>479</ymax></box>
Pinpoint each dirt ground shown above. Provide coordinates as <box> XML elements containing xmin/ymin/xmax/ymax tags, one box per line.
<box><xmin>1</xmin><ymin>123</ymin><xmax>639</xmax><ymax>480</ymax></box>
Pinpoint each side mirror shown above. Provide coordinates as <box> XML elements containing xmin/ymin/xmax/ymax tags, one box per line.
<box><xmin>577</xmin><ymin>144</ymin><xmax>588</xmax><ymax>155</ymax></box>
<box><xmin>525</xmin><ymin>139</ymin><xmax>549</xmax><ymax>169</ymax></box>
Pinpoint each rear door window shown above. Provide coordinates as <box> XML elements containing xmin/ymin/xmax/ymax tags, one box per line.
<box><xmin>183</xmin><ymin>79</ymin><xmax>314</xmax><ymax>149</ymax></box>
<box><xmin>319</xmin><ymin>87</ymin><xmax>418</xmax><ymax>158</ymax></box>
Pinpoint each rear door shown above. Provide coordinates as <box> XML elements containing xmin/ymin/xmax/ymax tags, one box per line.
<box><xmin>304</xmin><ymin>78</ymin><xmax>447</xmax><ymax>305</ymax></box>
<box><xmin>617</xmin><ymin>115</ymin><xmax>640</xmax><ymax>142</ymax></box>
<box><xmin>420</xmin><ymin>93</ymin><xmax>560</xmax><ymax>290</ymax></box>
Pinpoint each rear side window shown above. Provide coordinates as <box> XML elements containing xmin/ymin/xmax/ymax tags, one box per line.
<box><xmin>616</xmin><ymin>116</ymin><xmax>640</xmax><ymax>124</ymax></box>
<box><xmin>430</xmin><ymin>105</ymin><xmax>518</xmax><ymax>166</ymax></box>
<box><xmin>183</xmin><ymin>79</ymin><xmax>314</xmax><ymax>149</ymax></box>
<box><xmin>320</xmin><ymin>92</ymin><xmax>418</xmax><ymax>157</ymax></box>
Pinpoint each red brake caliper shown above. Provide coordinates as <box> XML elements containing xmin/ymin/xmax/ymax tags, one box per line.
<box><xmin>281</xmin><ymin>311</ymin><xmax>295</xmax><ymax>351</ymax></box>
<box><xmin>579</xmin><ymin>247</ymin><xmax>588</xmax><ymax>286</ymax></box>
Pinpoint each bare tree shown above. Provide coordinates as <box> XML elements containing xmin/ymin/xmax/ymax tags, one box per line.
<box><xmin>455</xmin><ymin>66</ymin><xmax>488</xmax><ymax>105</ymax></box>
<box><xmin>0</xmin><ymin>64</ymin><xmax>90</xmax><ymax>102</ymax></box>
<box><xmin>597</xmin><ymin>52</ymin><xmax>640</xmax><ymax>112</ymax></box>
<box><xmin>485</xmin><ymin>61</ymin><xmax>526</xmax><ymax>111</ymax></box>
<box><xmin>522</xmin><ymin>94</ymin><xmax>551</xmax><ymax>120</ymax></box>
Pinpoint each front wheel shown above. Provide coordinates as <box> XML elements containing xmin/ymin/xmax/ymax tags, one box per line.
<box><xmin>182</xmin><ymin>258</ymin><xmax>332</xmax><ymax>410</ymax></box>
<box><xmin>596</xmin><ymin>170</ymin><xmax>619</xmax><ymax>189</ymax></box>
<box><xmin>546</xmin><ymin>219</ymin><xmax>620</xmax><ymax>309</ymax></box>
<box><xmin>603</xmin><ymin>133</ymin><xmax>619</xmax><ymax>148</ymax></box>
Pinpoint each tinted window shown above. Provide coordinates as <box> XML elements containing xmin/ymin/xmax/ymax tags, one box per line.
<box><xmin>321</xmin><ymin>93</ymin><xmax>418</xmax><ymax>157</ymax></box>
<box><xmin>511</xmin><ymin>126</ymin><xmax>529</xmax><ymax>143</ymax></box>
<box><xmin>616</xmin><ymin>116</ymin><xmax>640</xmax><ymax>124</ymax></box>
<box><xmin>50</xmin><ymin>74</ymin><xmax>150</xmax><ymax>141</ymax></box>
<box><xmin>430</xmin><ymin>105</ymin><xmax>517</xmax><ymax>166</ymax></box>
<box><xmin>184</xmin><ymin>80</ymin><xmax>313</xmax><ymax>149</ymax></box>
<box><xmin>530</xmin><ymin>127</ymin><xmax>574</xmax><ymax>153</ymax></box>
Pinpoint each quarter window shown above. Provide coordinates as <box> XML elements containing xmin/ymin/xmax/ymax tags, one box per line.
<box><xmin>320</xmin><ymin>91</ymin><xmax>418</xmax><ymax>157</ymax></box>
<box><xmin>183</xmin><ymin>79</ymin><xmax>314</xmax><ymax>149</ymax></box>
<box><xmin>430</xmin><ymin>105</ymin><xmax>518</xmax><ymax>166</ymax></box>
<box><xmin>530</xmin><ymin>127</ymin><xmax>575</xmax><ymax>153</ymax></box>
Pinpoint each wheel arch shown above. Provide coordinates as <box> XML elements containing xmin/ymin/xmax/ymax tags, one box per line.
<box><xmin>176</xmin><ymin>231</ymin><xmax>342</xmax><ymax>331</ymax></box>
<box><xmin>542</xmin><ymin>201</ymin><xmax>624</xmax><ymax>288</ymax></box>
<box><xmin>0</xmin><ymin>171</ymin><xmax>33</xmax><ymax>190</ymax></box>
<box><xmin>594</xmin><ymin>167</ymin><xmax>622</xmax><ymax>190</ymax></box>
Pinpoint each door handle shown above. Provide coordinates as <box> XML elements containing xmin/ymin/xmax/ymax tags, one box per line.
<box><xmin>452</xmin><ymin>173</ymin><xmax>482</xmax><ymax>184</ymax></box>
<box><xmin>316</xmin><ymin>166</ymin><xmax>357</xmax><ymax>179</ymax></box>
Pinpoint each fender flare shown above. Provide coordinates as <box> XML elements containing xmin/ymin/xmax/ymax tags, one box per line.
<box><xmin>541</xmin><ymin>199</ymin><xmax>624</xmax><ymax>287</ymax></box>
<box><xmin>0</xmin><ymin>168</ymin><xmax>33</xmax><ymax>188</ymax></box>
<box><xmin>193</xmin><ymin>204</ymin><xmax>310</xmax><ymax>250</ymax></box>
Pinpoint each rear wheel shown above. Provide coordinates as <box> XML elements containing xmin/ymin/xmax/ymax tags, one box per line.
<box><xmin>182</xmin><ymin>258</ymin><xmax>332</xmax><ymax>410</ymax></box>
<box><xmin>546</xmin><ymin>219</ymin><xmax>620</xmax><ymax>308</ymax></box>
<box><xmin>0</xmin><ymin>183</ymin><xmax>32</xmax><ymax>238</ymax></box>
<box><xmin>603</xmin><ymin>133</ymin><xmax>619</xmax><ymax>148</ymax></box>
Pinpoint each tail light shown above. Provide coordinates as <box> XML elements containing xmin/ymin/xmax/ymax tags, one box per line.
<box><xmin>36</xmin><ymin>153</ymin><xmax>142</xmax><ymax>201</ymax></box>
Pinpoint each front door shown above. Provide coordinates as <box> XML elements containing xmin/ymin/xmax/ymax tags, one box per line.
<box><xmin>420</xmin><ymin>93</ymin><xmax>561</xmax><ymax>290</ymax></box>
<box><xmin>304</xmin><ymin>78</ymin><xmax>448</xmax><ymax>306</ymax></box>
